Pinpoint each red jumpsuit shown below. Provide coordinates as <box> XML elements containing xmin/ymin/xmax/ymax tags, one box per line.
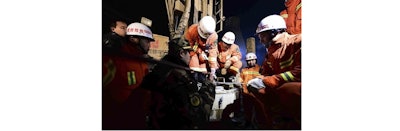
<box><xmin>184</xmin><ymin>24</ymin><xmax>219</xmax><ymax>73</ymax></box>
<box><xmin>102</xmin><ymin>44</ymin><xmax>151</xmax><ymax>129</ymax></box>
<box><xmin>280</xmin><ymin>0</ymin><xmax>302</xmax><ymax>34</ymax></box>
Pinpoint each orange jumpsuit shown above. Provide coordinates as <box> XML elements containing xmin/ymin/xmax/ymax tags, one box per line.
<box><xmin>102</xmin><ymin>44</ymin><xmax>151</xmax><ymax>129</ymax></box>
<box><xmin>240</xmin><ymin>64</ymin><xmax>261</xmax><ymax>94</ymax></box>
<box><xmin>261</xmin><ymin>32</ymin><xmax>301</xmax><ymax>85</ymax></box>
<box><xmin>184</xmin><ymin>24</ymin><xmax>219</xmax><ymax>73</ymax></box>
<box><xmin>217</xmin><ymin>41</ymin><xmax>242</xmax><ymax>75</ymax></box>
<box><xmin>257</xmin><ymin>32</ymin><xmax>301</xmax><ymax>129</ymax></box>
<box><xmin>280</xmin><ymin>0</ymin><xmax>302</xmax><ymax>34</ymax></box>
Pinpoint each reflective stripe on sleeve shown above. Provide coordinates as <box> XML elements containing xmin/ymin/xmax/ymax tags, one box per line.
<box><xmin>279</xmin><ymin>71</ymin><xmax>295</xmax><ymax>82</ymax></box>
<box><xmin>296</xmin><ymin>2</ymin><xmax>302</xmax><ymax>12</ymax></box>
<box><xmin>281</xmin><ymin>14</ymin><xmax>288</xmax><ymax>18</ymax></box>
<box><xmin>243</xmin><ymin>71</ymin><xmax>260</xmax><ymax>75</ymax></box>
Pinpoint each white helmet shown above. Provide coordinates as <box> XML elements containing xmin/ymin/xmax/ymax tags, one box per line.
<box><xmin>126</xmin><ymin>22</ymin><xmax>154</xmax><ymax>41</ymax></box>
<box><xmin>222</xmin><ymin>31</ymin><xmax>235</xmax><ymax>44</ymax></box>
<box><xmin>255</xmin><ymin>14</ymin><xmax>286</xmax><ymax>34</ymax></box>
<box><xmin>246</xmin><ymin>52</ymin><xmax>257</xmax><ymax>60</ymax></box>
<box><xmin>198</xmin><ymin>16</ymin><xmax>216</xmax><ymax>39</ymax></box>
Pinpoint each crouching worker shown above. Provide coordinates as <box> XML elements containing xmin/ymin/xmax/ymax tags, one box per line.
<box><xmin>216</xmin><ymin>31</ymin><xmax>242</xmax><ymax>82</ymax></box>
<box><xmin>247</xmin><ymin>14</ymin><xmax>301</xmax><ymax>129</ymax></box>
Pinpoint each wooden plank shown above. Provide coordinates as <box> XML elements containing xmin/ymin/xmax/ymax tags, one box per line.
<box><xmin>207</xmin><ymin>3</ymin><xmax>213</xmax><ymax>16</ymax></box>
<box><xmin>246</xmin><ymin>37</ymin><xmax>256</xmax><ymax>53</ymax></box>
<box><xmin>202</xmin><ymin>0</ymin><xmax>207</xmax><ymax>18</ymax></box>
<box><xmin>170</xmin><ymin>0</ymin><xmax>175</xmax><ymax>19</ymax></box>
<box><xmin>174</xmin><ymin>0</ymin><xmax>185</xmax><ymax>13</ymax></box>
<box><xmin>194</xmin><ymin>0</ymin><xmax>201</xmax><ymax>11</ymax></box>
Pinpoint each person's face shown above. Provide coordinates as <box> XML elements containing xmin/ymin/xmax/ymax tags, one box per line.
<box><xmin>219</xmin><ymin>42</ymin><xmax>231</xmax><ymax>51</ymax></box>
<box><xmin>180</xmin><ymin>49</ymin><xmax>191</xmax><ymax>65</ymax></box>
<box><xmin>247</xmin><ymin>59</ymin><xmax>256</xmax><ymax>67</ymax></box>
<box><xmin>139</xmin><ymin>38</ymin><xmax>151</xmax><ymax>54</ymax></box>
<box><xmin>112</xmin><ymin>21</ymin><xmax>127</xmax><ymax>37</ymax></box>
<box><xmin>257</xmin><ymin>31</ymin><xmax>274</xmax><ymax>48</ymax></box>
<box><xmin>223</xmin><ymin>42</ymin><xmax>231</xmax><ymax>50</ymax></box>
<box><xmin>257</xmin><ymin>31</ymin><xmax>271</xmax><ymax>46</ymax></box>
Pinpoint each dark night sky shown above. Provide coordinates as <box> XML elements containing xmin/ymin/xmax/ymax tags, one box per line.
<box><xmin>102</xmin><ymin>0</ymin><xmax>285</xmax><ymax>65</ymax></box>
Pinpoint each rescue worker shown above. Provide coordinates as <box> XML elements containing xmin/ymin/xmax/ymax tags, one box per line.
<box><xmin>102</xmin><ymin>20</ymin><xmax>127</xmax><ymax>50</ymax></box>
<box><xmin>280</xmin><ymin>0</ymin><xmax>301</xmax><ymax>34</ymax></box>
<box><xmin>240</xmin><ymin>52</ymin><xmax>261</xmax><ymax>94</ymax></box>
<box><xmin>184</xmin><ymin>16</ymin><xmax>219</xmax><ymax>82</ymax></box>
<box><xmin>219</xmin><ymin>90</ymin><xmax>272</xmax><ymax>129</ymax></box>
<box><xmin>140</xmin><ymin>36</ymin><xmax>215</xmax><ymax>129</ymax></box>
<box><xmin>102</xmin><ymin>22</ymin><xmax>154</xmax><ymax>129</ymax></box>
<box><xmin>218</xmin><ymin>53</ymin><xmax>272</xmax><ymax>130</ymax></box>
<box><xmin>247</xmin><ymin>14</ymin><xmax>301</xmax><ymax>129</ymax></box>
<box><xmin>216</xmin><ymin>31</ymin><xmax>242</xmax><ymax>82</ymax></box>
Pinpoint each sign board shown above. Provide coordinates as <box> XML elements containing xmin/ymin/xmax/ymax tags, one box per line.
<box><xmin>149</xmin><ymin>34</ymin><xmax>169</xmax><ymax>60</ymax></box>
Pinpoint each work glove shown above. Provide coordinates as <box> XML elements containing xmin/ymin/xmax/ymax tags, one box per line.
<box><xmin>247</xmin><ymin>78</ymin><xmax>265</xmax><ymax>89</ymax></box>
<box><xmin>224</xmin><ymin>60</ymin><xmax>232</xmax><ymax>69</ymax></box>
<box><xmin>262</xmin><ymin>75</ymin><xmax>280</xmax><ymax>88</ymax></box>
<box><xmin>209</xmin><ymin>68</ymin><xmax>217</xmax><ymax>81</ymax></box>
<box><xmin>200</xmin><ymin>52</ymin><xmax>209</xmax><ymax>61</ymax></box>
<box><xmin>221</xmin><ymin>68</ymin><xmax>227</xmax><ymax>75</ymax></box>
